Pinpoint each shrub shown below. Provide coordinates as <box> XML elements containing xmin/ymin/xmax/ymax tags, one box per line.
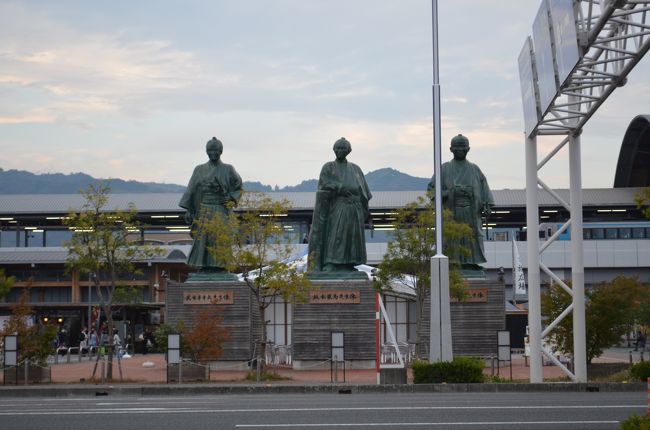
<box><xmin>629</xmin><ymin>361</ymin><xmax>650</xmax><ymax>381</ymax></box>
<box><xmin>619</xmin><ymin>414</ymin><xmax>650</xmax><ymax>430</ymax></box>
<box><xmin>412</xmin><ymin>357</ymin><xmax>485</xmax><ymax>383</ymax></box>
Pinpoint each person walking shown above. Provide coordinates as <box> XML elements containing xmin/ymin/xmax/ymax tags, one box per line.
<box><xmin>635</xmin><ymin>331</ymin><xmax>646</xmax><ymax>351</ymax></box>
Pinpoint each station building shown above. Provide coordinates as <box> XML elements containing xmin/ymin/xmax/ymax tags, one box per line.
<box><xmin>0</xmin><ymin>185</ymin><xmax>648</xmax><ymax>353</ymax></box>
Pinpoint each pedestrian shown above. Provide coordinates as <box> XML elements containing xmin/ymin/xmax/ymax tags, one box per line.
<box><xmin>79</xmin><ymin>327</ymin><xmax>88</xmax><ymax>352</ymax></box>
<box><xmin>113</xmin><ymin>329</ymin><xmax>122</xmax><ymax>356</ymax></box>
<box><xmin>635</xmin><ymin>331</ymin><xmax>646</xmax><ymax>351</ymax></box>
<box><xmin>144</xmin><ymin>328</ymin><xmax>154</xmax><ymax>354</ymax></box>
<box><xmin>88</xmin><ymin>328</ymin><xmax>98</xmax><ymax>351</ymax></box>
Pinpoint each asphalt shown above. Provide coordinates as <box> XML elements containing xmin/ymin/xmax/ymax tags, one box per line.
<box><xmin>0</xmin><ymin>348</ymin><xmax>646</xmax><ymax>396</ymax></box>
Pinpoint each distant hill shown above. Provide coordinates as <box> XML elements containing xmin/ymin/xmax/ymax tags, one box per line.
<box><xmin>0</xmin><ymin>168</ymin><xmax>186</xmax><ymax>194</ymax></box>
<box><xmin>0</xmin><ymin>167</ymin><xmax>430</xmax><ymax>194</ymax></box>
<box><xmin>366</xmin><ymin>168</ymin><xmax>430</xmax><ymax>191</ymax></box>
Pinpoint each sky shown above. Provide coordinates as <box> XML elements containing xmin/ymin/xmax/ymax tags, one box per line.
<box><xmin>1</xmin><ymin>0</ymin><xmax>649</xmax><ymax>190</ymax></box>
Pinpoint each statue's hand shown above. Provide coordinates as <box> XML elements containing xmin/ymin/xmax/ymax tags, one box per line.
<box><xmin>184</xmin><ymin>212</ymin><xmax>193</xmax><ymax>225</ymax></box>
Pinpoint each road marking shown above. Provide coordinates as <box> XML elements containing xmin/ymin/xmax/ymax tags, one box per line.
<box><xmin>235</xmin><ymin>421</ymin><xmax>619</xmax><ymax>428</ymax></box>
<box><xmin>0</xmin><ymin>404</ymin><xmax>642</xmax><ymax>416</ymax></box>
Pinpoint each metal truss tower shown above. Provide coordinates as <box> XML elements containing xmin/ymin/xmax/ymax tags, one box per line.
<box><xmin>522</xmin><ymin>0</ymin><xmax>650</xmax><ymax>383</ymax></box>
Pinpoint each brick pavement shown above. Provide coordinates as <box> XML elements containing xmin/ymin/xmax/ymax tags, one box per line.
<box><xmin>0</xmin><ymin>347</ymin><xmax>637</xmax><ymax>385</ymax></box>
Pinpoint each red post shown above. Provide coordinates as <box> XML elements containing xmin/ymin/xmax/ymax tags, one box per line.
<box><xmin>375</xmin><ymin>292</ymin><xmax>381</xmax><ymax>385</ymax></box>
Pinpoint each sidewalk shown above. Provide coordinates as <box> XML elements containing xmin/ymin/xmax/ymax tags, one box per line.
<box><xmin>0</xmin><ymin>347</ymin><xmax>638</xmax><ymax>385</ymax></box>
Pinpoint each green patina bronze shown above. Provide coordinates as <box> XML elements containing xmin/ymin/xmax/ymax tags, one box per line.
<box><xmin>308</xmin><ymin>138</ymin><xmax>372</xmax><ymax>279</ymax></box>
<box><xmin>179</xmin><ymin>137</ymin><xmax>243</xmax><ymax>281</ymax></box>
<box><xmin>428</xmin><ymin>134</ymin><xmax>495</xmax><ymax>276</ymax></box>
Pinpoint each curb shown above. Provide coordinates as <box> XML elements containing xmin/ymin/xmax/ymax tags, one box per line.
<box><xmin>0</xmin><ymin>382</ymin><xmax>645</xmax><ymax>397</ymax></box>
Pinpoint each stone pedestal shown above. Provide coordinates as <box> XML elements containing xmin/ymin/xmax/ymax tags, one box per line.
<box><xmin>292</xmin><ymin>279</ymin><xmax>376</xmax><ymax>369</ymax></box>
<box><xmin>166</xmin><ymin>280</ymin><xmax>260</xmax><ymax>361</ymax></box>
<box><xmin>451</xmin><ymin>279</ymin><xmax>506</xmax><ymax>356</ymax></box>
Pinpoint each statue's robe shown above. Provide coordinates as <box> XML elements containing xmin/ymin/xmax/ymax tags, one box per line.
<box><xmin>309</xmin><ymin>159</ymin><xmax>372</xmax><ymax>271</ymax></box>
<box><xmin>428</xmin><ymin>158</ymin><xmax>494</xmax><ymax>265</ymax></box>
<box><xmin>179</xmin><ymin>160</ymin><xmax>242</xmax><ymax>269</ymax></box>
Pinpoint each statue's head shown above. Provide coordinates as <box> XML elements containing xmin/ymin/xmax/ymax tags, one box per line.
<box><xmin>333</xmin><ymin>137</ymin><xmax>351</xmax><ymax>160</ymax></box>
<box><xmin>206</xmin><ymin>137</ymin><xmax>223</xmax><ymax>162</ymax></box>
<box><xmin>450</xmin><ymin>134</ymin><xmax>470</xmax><ymax>161</ymax></box>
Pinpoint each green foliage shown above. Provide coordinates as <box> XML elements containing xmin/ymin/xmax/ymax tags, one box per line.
<box><xmin>629</xmin><ymin>361</ymin><xmax>650</xmax><ymax>381</ymax></box>
<box><xmin>113</xmin><ymin>286</ymin><xmax>142</xmax><ymax>304</ymax></box>
<box><xmin>197</xmin><ymin>192</ymin><xmax>312</xmax><ymax>368</ymax></box>
<box><xmin>632</xmin><ymin>284</ymin><xmax>650</xmax><ymax>328</ymax></box>
<box><xmin>375</xmin><ymin>196</ymin><xmax>471</xmax><ymax>357</ymax></box>
<box><xmin>542</xmin><ymin>276</ymin><xmax>645</xmax><ymax>363</ymax></box>
<box><xmin>412</xmin><ymin>357</ymin><xmax>485</xmax><ymax>384</ymax></box>
<box><xmin>245</xmin><ymin>371</ymin><xmax>290</xmax><ymax>382</ymax></box>
<box><xmin>0</xmin><ymin>268</ymin><xmax>15</xmax><ymax>299</ymax></box>
<box><xmin>618</xmin><ymin>414</ymin><xmax>650</xmax><ymax>430</ymax></box>
<box><xmin>153</xmin><ymin>321</ymin><xmax>185</xmax><ymax>353</ymax></box>
<box><xmin>64</xmin><ymin>181</ymin><xmax>160</xmax><ymax>380</ymax></box>
<box><xmin>635</xmin><ymin>187</ymin><xmax>650</xmax><ymax>219</ymax></box>
<box><xmin>0</xmin><ymin>287</ymin><xmax>57</xmax><ymax>366</ymax></box>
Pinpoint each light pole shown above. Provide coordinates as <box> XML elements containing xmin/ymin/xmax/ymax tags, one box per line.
<box><xmin>429</xmin><ymin>0</ymin><xmax>453</xmax><ymax>363</ymax></box>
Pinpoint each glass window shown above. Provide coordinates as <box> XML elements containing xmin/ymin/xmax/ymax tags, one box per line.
<box><xmin>26</xmin><ymin>231</ymin><xmax>44</xmax><ymax>247</ymax></box>
<box><xmin>365</xmin><ymin>229</ymin><xmax>394</xmax><ymax>243</ymax></box>
<box><xmin>583</xmin><ymin>229</ymin><xmax>592</xmax><ymax>240</ymax></box>
<box><xmin>0</xmin><ymin>230</ymin><xmax>18</xmax><ymax>247</ymax></box>
<box><xmin>618</xmin><ymin>228</ymin><xmax>631</xmax><ymax>239</ymax></box>
<box><xmin>591</xmin><ymin>228</ymin><xmax>605</xmax><ymax>239</ymax></box>
<box><xmin>632</xmin><ymin>227</ymin><xmax>645</xmax><ymax>239</ymax></box>
<box><xmin>45</xmin><ymin>230</ymin><xmax>73</xmax><ymax>247</ymax></box>
<box><xmin>605</xmin><ymin>228</ymin><xmax>618</xmax><ymax>239</ymax></box>
<box><xmin>493</xmin><ymin>232</ymin><xmax>508</xmax><ymax>241</ymax></box>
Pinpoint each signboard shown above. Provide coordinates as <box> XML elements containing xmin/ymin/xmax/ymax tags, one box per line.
<box><xmin>497</xmin><ymin>330</ymin><xmax>511</xmax><ymax>361</ymax></box>
<box><xmin>331</xmin><ymin>331</ymin><xmax>344</xmax><ymax>362</ymax></box>
<box><xmin>518</xmin><ymin>36</ymin><xmax>541</xmax><ymax>137</ymax></box>
<box><xmin>549</xmin><ymin>0</ymin><xmax>580</xmax><ymax>86</ymax></box>
<box><xmin>3</xmin><ymin>335</ymin><xmax>17</xmax><ymax>366</ymax></box>
<box><xmin>183</xmin><ymin>290</ymin><xmax>234</xmax><ymax>305</ymax></box>
<box><xmin>167</xmin><ymin>333</ymin><xmax>180</xmax><ymax>364</ymax></box>
<box><xmin>310</xmin><ymin>290</ymin><xmax>360</xmax><ymax>304</ymax></box>
<box><xmin>451</xmin><ymin>288</ymin><xmax>488</xmax><ymax>303</ymax></box>
<box><xmin>533</xmin><ymin>0</ymin><xmax>558</xmax><ymax>114</ymax></box>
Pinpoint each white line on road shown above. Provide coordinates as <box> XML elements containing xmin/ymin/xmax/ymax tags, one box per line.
<box><xmin>0</xmin><ymin>404</ymin><xmax>642</xmax><ymax>416</ymax></box>
<box><xmin>235</xmin><ymin>421</ymin><xmax>619</xmax><ymax>428</ymax></box>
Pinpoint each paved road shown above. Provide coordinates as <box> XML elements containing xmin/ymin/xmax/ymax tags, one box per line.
<box><xmin>0</xmin><ymin>391</ymin><xmax>645</xmax><ymax>429</ymax></box>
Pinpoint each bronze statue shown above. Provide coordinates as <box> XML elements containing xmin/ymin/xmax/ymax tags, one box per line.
<box><xmin>428</xmin><ymin>134</ymin><xmax>494</xmax><ymax>273</ymax></box>
<box><xmin>308</xmin><ymin>138</ymin><xmax>372</xmax><ymax>276</ymax></box>
<box><xmin>179</xmin><ymin>137</ymin><xmax>243</xmax><ymax>276</ymax></box>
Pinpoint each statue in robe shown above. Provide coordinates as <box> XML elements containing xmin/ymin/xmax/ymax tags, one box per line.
<box><xmin>308</xmin><ymin>137</ymin><xmax>372</xmax><ymax>276</ymax></box>
<box><xmin>179</xmin><ymin>137</ymin><xmax>243</xmax><ymax>277</ymax></box>
<box><xmin>428</xmin><ymin>134</ymin><xmax>494</xmax><ymax>274</ymax></box>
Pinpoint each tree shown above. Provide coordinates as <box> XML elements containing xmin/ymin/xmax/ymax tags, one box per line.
<box><xmin>634</xmin><ymin>187</ymin><xmax>650</xmax><ymax>219</ymax></box>
<box><xmin>197</xmin><ymin>192</ymin><xmax>312</xmax><ymax>368</ymax></box>
<box><xmin>64</xmin><ymin>182</ymin><xmax>159</xmax><ymax>380</ymax></box>
<box><xmin>0</xmin><ymin>285</ymin><xmax>57</xmax><ymax>366</ymax></box>
<box><xmin>0</xmin><ymin>268</ymin><xmax>15</xmax><ymax>299</ymax></box>
<box><xmin>541</xmin><ymin>276</ymin><xmax>645</xmax><ymax>363</ymax></box>
<box><xmin>183</xmin><ymin>307</ymin><xmax>230</xmax><ymax>363</ymax></box>
<box><xmin>375</xmin><ymin>196</ymin><xmax>472</xmax><ymax>358</ymax></box>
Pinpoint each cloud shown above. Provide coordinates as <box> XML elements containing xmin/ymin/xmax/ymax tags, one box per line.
<box><xmin>442</xmin><ymin>96</ymin><xmax>468</xmax><ymax>104</ymax></box>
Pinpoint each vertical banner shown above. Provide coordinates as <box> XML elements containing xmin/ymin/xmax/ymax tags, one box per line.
<box><xmin>512</xmin><ymin>238</ymin><xmax>527</xmax><ymax>297</ymax></box>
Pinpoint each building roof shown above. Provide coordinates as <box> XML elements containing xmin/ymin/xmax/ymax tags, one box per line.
<box><xmin>614</xmin><ymin>114</ymin><xmax>650</xmax><ymax>187</ymax></box>
<box><xmin>0</xmin><ymin>188</ymin><xmax>643</xmax><ymax>215</ymax></box>
<box><xmin>0</xmin><ymin>246</ymin><xmax>191</xmax><ymax>265</ymax></box>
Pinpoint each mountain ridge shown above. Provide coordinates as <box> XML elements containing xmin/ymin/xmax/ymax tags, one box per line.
<box><xmin>0</xmin><ymin>167</ymin><xmax>430</xmax><ymax>194</ymax></box>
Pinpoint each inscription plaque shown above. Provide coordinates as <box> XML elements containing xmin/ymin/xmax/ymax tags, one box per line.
<box><xmin>183</xmin><ymin>290</ymin><xmax>234</xmax><ymax>305</ymax></box>
<box><xmin>309</xmin><ymin>289</ymin><xmax>361</xmax><ymax>304</ymax></box>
